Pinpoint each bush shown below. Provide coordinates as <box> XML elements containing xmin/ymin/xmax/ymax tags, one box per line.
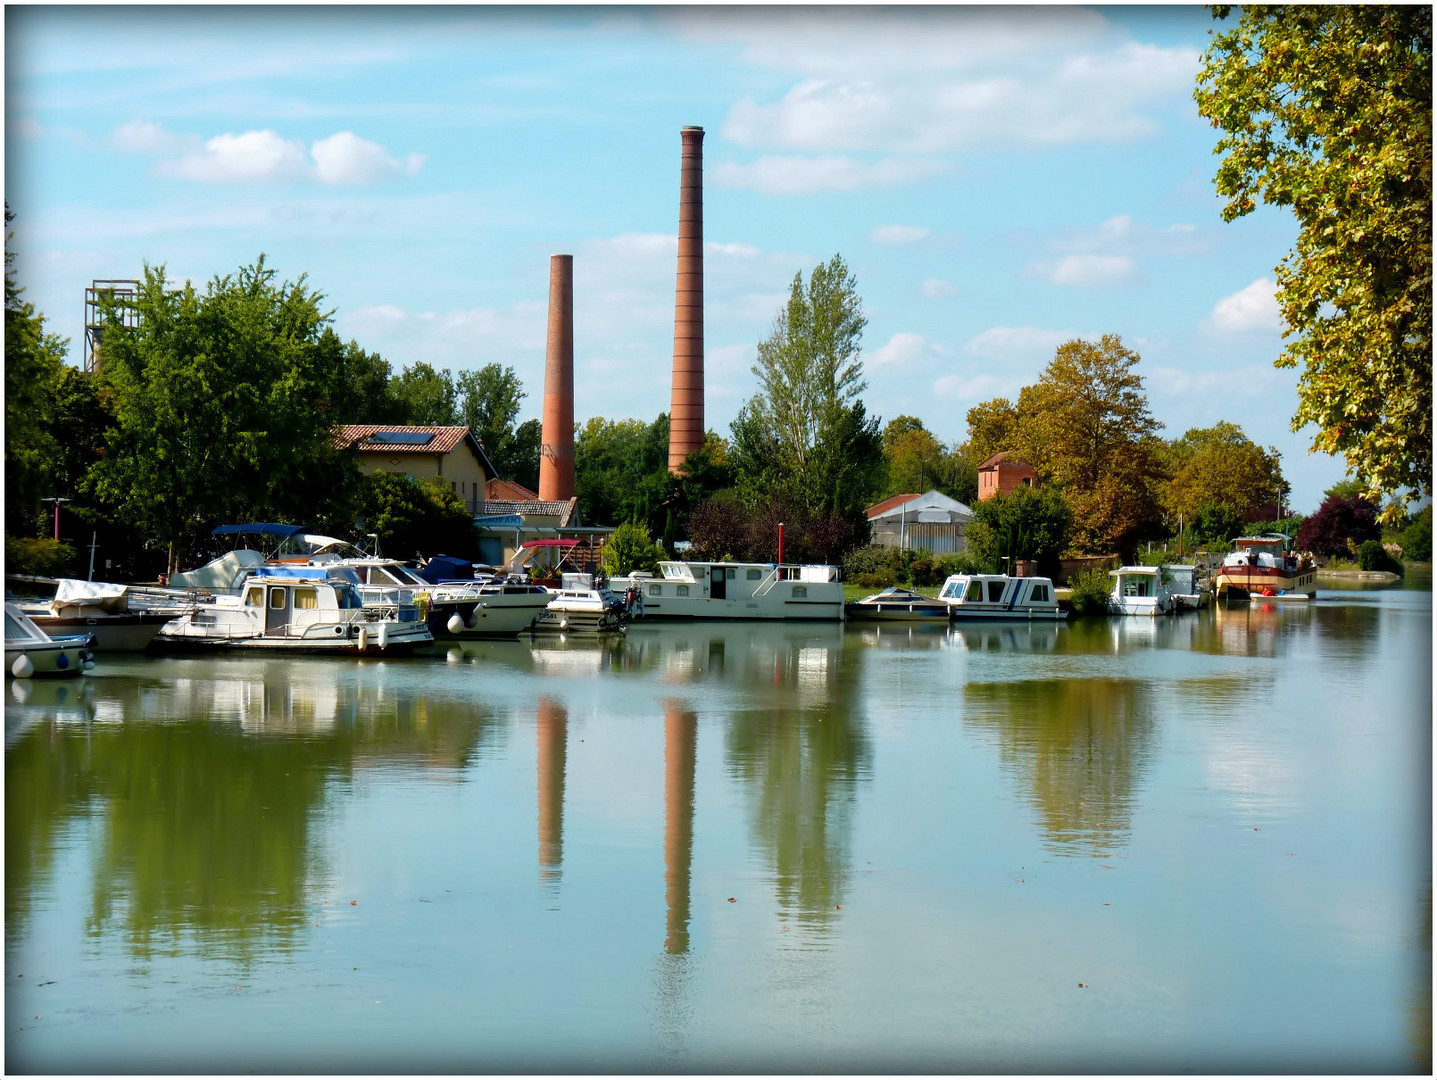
<box><xmin>1297</xmin><ymin>494</ymin><xmax>1380</xmax><ymax>557</ymax></box>
<box><xmin>1358</xmin><ymin>539</ymin><xmax>1404</xmax><ymax>575</ymax></box>
<box><xmin>5</xmin><ymin>535</ymin><xmax>77</xmax><ymax>578</ymax></box>
<box><xmin>1398</xmin><ymin>505</ymin><xmax>1432</xmax><ymax>562</ymax></box>
<box><xmin>842</xmin><ymin>544</ymin><xmax>900</xmax><ymax>579</ymax></box>
<box><xmin>1066</xmin><ymin>565</ymin><xmax>1112</xmax><ymax>617</ymax></box>
<box><xmin>850</xmin><ymin>571</ymin><xmax>896</xmax><ymax>589</ymax></box>
<box><xmin>601</xmin><ymin>520</ymin><xmax>663</xmax><ymax>576</ymax></box>
<box><xmin>933</xmin><ymin>552</ymin><xmax>986</xmax><ymax>578</ymax></box>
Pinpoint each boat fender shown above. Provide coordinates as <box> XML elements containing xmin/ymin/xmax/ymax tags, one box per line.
<box><xmin>55</xmin><ymin>652</ymin><xmax>69</xmax><ymax>670</ymax></box>
<box><xmin>378</xmin><ymin>623</ymin><xmax>389</xmax><ymax>650</ymax></box>
<box><xmin>447</xmin><ymin>613</ymin><xmax>465</xmax><ymax>635</ymax></box>
<box><xmin>11</xmin><ymin>654</ymin><xmax>33</xmax><ymax>679</ymax></box>
<box><xmin>559</xmin><ymin>617</ymin><xmax>568</xmax><ymax>630</ymax></box>
<box><xmin>358</xmin><ymin>626</ymin><xmax>369</xmax><ymax>651</ymax></box>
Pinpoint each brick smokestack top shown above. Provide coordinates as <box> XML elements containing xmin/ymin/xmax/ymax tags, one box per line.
<box><xmin>539</xmin><ymin>254</ymin><xmax>575</xmax><ymax>501</ymax></box>
<box><xmin>667</xmin><ymin>126</ymin><xmax>705</xmax><ymax>472</ymax></box>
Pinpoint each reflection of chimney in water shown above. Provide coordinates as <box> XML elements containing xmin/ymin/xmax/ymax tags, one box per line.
<box><xmin>663</xmin><ymin>700</ymin><xmax>698</xmax><ymax>954</ymax></box>
<box><xmin>667</xmin><ymin>126</ymin><xmax>705</xmax><ymax>472</ymax></box>
<box><xmin>539</xmin><ymin>254</ymin><xmax>575</xmax><ymax>501</ymax></box>
<box><xmin>537</xmin><ymin>696</ymin><xmax>568</xmax><ymax>886</ymax></box>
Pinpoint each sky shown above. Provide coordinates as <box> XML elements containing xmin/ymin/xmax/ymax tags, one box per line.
<box><xmin>5</xmin><ymin>4</ymin><xmax>1351</xmax><ymax>514</ymax></box>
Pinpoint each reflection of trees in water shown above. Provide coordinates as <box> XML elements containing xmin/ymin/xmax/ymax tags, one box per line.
<box><xmin>5</xmin><ymin>670</ymin><xmax>493</xmax><ymax>964</ymax></box>
<box><xmin>725</xmin><ymin>641</ymin><xmax>870</xmax><ymax>926</ymax></box>
<box><xmin>964</xmin><ymin>677</ymin><xmax>1156</xmax><ymax>857</ymax></box>
<box><xmin>1410</xmin><ymin>878</ymin><xmax>1433</xmax><ymax>1074</ymax></box>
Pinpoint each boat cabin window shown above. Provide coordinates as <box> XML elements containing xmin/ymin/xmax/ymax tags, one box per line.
<box><xmin>1030</xmin><ymin>583</ymin><xmax>1049</xmax><ymax>602</ymax></box>
<box><xmin>725</xmin><ymin>568</ymin><xmax>736</xmax><ymax>580</ymax></box>
<box><xmin>293</xmin><ymin>587</ymin><xmax>319</xmax><ymax>610</ymax></box>
<box><xmin>269</xmin><ymin>588</ymin><xmax>288</xmax><ymax>609</ymax></box>
<box><xmin>747</xmin><ymin>568</ymin><xmax>762</xmax><ymax>580</ymax></box>
<box><xmin>966</xmin><ymin>581</ymin><xmax>983</xmax><ymax>602</ymax></box>
<box><xmin>986</xmin><ymin>581</ymin><xmax>1005</xmax><ymax>602</ymax></box>
<box><xmin>243</xmin><ymin>586</ymin><xmax>263</xmax><ymax>607</ymax></box>
<box><xmin>793</xmin><ymin>585</ymin><xmax>808</xmax><ymax>598</ymax></box>
<box><xmin>1123</xmin><ymin>577</ymin><xmax>1150</xmax><ymax>597</ymax></box>
<box><xmin>677</xmin><ymin>585</ymin><xmax>689</xmax><ymax>597</ymax></box>
<box><xmin>648</xmin><ymin>584</ymin><xmax>662</xmax><ymax>597</ymax></box>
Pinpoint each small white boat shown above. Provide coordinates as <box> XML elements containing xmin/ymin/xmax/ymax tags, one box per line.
<box><xmin>844</xmin><ymin>586</ymin><xmax>950</xmax><ymax>623</ymax></box>
<box><xmin>15</xmin><ymin>578</ymin><xmax>181</xmax><ymax>652</ymax></box>
<box><xmin>938</xmin><ymin>573</ymin><xmax>1065</xmax><ymax>620</ymax></box>
<box><xmin>153</xmin><ymin>572</ymin><xmax>433</xmax><ymax>655</ymax></box>
<box><xmin>529</xmin><ymin>573</ymin><xmax>629</xmax><ymax>635</ymax></box>
<box><xmin>617</xmin><ymin>561</ymin><xmax>845</xmax><ymax>621</ymax></box>
<box><xmin>1107</xmin><ymin>566</ymin><xmax>1178</xmax><ymax>616</ymax></box>
<box><xmin>5</xmin><ymin>602</ymin><xmax>95</xmax><ymax>678</ymax></box>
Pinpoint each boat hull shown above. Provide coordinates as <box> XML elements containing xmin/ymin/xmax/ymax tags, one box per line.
<box><xmin>5</xmin><ymin>635</ymin><xmax>93</xmax><ymax>678</ymax></box>
<box><xmin>152</xmin><ymin>627</ymin><xmax>433</xmax><ymax>656</ymax></box>
<box><xmin>430</xmin><ymin>595</ymin><xmax>554</xmax><ymax>639</ymax></box>
<box><xmin>844</xmin><ymin>602</ymin><xmax>949</xmax><ymax>622</ymax></box>
<box><xmin>1212</xmin><ymin>565</ymin><xmax>1317</xmax><ymax>601</ymax></box>
<box><xmin>23</xmin><ymin>610</ymin><xmax>173</xmax><ymax>653</ymax></box>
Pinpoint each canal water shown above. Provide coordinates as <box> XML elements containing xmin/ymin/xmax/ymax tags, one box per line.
<box><xmin>5</xmin><ymin>582</ymin><xmax>1431</xmax><ymax>1074</ymax></box>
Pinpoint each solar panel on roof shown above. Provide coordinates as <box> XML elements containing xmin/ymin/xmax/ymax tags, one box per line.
<box><xmin>368</xmin><ymin>431</ymin><xmax>435</xmax><ymax>446</ymax></box>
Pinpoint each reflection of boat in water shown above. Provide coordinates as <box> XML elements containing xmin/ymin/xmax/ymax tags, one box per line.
<box><xmin>849</xmin><ymin>621</ymin><xmax>954</xmax><ymax>649</ymax></box>
<box><xmin>5</xmin><ymin>602</ymin><xmax>95</xmax><ymax>678</ymax></box>
<box><xmin>5</xmin><ymin>675</ymin><xmax>96</xmax><ymax>748</ymax></box>
<box><xmin>844</xmin><ymin>586</ymin><xmax>950</xmax><ymax>623</ymax></box>
<box><xmin>950</xmin><ymin>620</ymin><xmax>1063</xmax><ymax>652</ymax></box>
<box><xmin>1212</xmin><ymin>534</ymin><xmax>1316</xmax><ymax>602</ymax></box>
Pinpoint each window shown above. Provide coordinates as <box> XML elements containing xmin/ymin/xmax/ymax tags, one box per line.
<box><xmin>244</xmin><ymin>587</ymin><xmax>263</xmax><ymax>607</ymax></box>
<box><xmin>294</xmin><ymin>588</ymin><xmax>319</xmax><ymax>609</ymax></box>
<box><xmin>1124</xmin><ymin>578</ymin><xmax>1150</xmax><ymax>597</ymax></box>
<box><xmin>966</xmin><ymin>581</ymin><xmax>983</xmax><ymax>602</ymax></box>
<box><xmin>987</xmin><ymin>581</ymin><xmax>1005</xmax><ymax>603</ymax></box>
<box><xmin>677</xmin><ymin>585</ymin><xmax>689</xmax><ymax>597</ymax></box>
<box><xmin>726</xmin><ymin>568</ymin><xmax>736</xmax><ymax>580</ymax></box>
<box><xmin>1030</xmin><ymin>584</ymin><xmax>1049</xmax><ymax>602</ymax></box>
<box><xmin>747</xmin><ymin>568</ymin><xmax>762</xmax><ymax>580</ymax></box>
<box><xmin>648</xmin><ymin>584</ymin><xmax>662</xmax><ymax>597</ymax></box>
<box><xmin>792</xmin><ymin>585</ymin><xmax>807</xmax><ymax>598</ymax></box>
<box><xmin>269</xmin><ymin>588</ymin><xmax>288</xmax><ymax>609</ymax></box>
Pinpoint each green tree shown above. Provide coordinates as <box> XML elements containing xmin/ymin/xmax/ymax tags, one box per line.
<box><xmin>733</xmin><ymin>254</ymin><xmax>884</xmax><ymax>518</ymax></box>
<box><xmin>966</xmin><ymin>484</ymin><xmax>1073</xmax><ymax>577</ymax></box>
<box><xmin>1195</xmin><ymin>5</ymin><xmax>1432</xmax><ymax>519</ymax></box>
<box><xmin>599</xmin><ymin>520</ymin><xmax>663</xmax><ymax>576</ymax></box>
<box><xmin>881</xmin><ymin>415</ymin><xmax>978</xmax><ymax>504</ymax></box>
<box><xmin>4</xmin><ymin>205</ymin><xmax>70</xmax><ymax>536</ymax></box>
<box><xmin>357</xmin><ymin>472</ymin><xmax>477</xmax><ymax>560</ymax></box>
<box><xmin>1015</xmin><ymin>335</ymin><xmax>1166</xmax><ymax>554</ymax></box>
<box><xmin>89</xmin><ymin>257</ymin><xmax>360</xmax><ymax>573</ymax></box>
<box><xmin>1397</xmin><ymin>504</ymin><xmax>1432</xmax><ymax>561</ymax></box>
<box><xmin>962</xmin><ymin>397</ymin><xmax>1020</xmax><ymax>466</ymax></box>
<box><xmin>574</xmin><ymin>414</ymin><xmax>671</xmax><ymax>527</ymax></box>
<box><xmin>389</xmin><ymin>362</ymin><xmax>458</xmax><ymax>425</ymax></box>
<box><xmin>325</xmin><ymin>336</ymin><xmax>401</xmax><ymax>423</ymax></box>
<box><xmin>457</xmin><ymin>364</ymin><xmax>540</xmax><ymax>487</ymax></box>
<box><xmin>1163</xmin><ymin>421</ymin><xmax>1288</xmax><ymax>523</ymax></box>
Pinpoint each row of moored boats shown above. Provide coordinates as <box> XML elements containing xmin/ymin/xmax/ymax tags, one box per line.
<box><xmin>5</xmin><ymin>532</ymin><xmax>1314</xmax><ymax>678</ymax></box>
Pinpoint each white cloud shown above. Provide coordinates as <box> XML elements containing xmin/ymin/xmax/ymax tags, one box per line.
<box><xmin>118</xmin><ymin>121</ymin><xmax>424</xmax><ymax>186</ymax></box>
<box><xmin>933</xmin><ymin>372</ymin><xmax>1016</xmax><ymax>402</ymax></box>
<box><xmin>921</xmin><ymin>278</ymin><xmax>957</xmax><ymax>299</ymax></box>
<box><xmin>714</xmin><ymin>155</ymin><xmax>946</xmax><ymax>195</ymax></box>
<box><xmin>1045</xmin><ymin>253</ymin><xmax>1139</xmax><ymax>288</ymax></box>
<box><xmin>872</xmin><ymin>331</ymin><xmax>939</xmax><ymax>367</ymax></box>
<box><xmin>311</xmin><ymin>131</ymin><xmax>425</xmax><ymax>184</ymax></box>
<box><xmin>871</xmin><ymin>224</ymin><xmax>930</xmax><ymax>246</ymax></box>
<box><xmin>1207</xmin><ymin>278</ymin><xmax>1282</xmax><ymax>334</ymax></box>
<box><xmin>962</xmin><ymin>325</ymin><xmax>1074</xmax><ymax>360</ymax></box>
<box><xmin>1148</xmin><ymin>362</ymin><xmax>1285</xmax><ymax>399</ymax></box>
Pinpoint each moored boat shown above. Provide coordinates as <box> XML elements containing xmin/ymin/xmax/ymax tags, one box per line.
<box><xmin>5</xmin><ymin>602</ymin><xmax>95</xmax><ymax>678</ymax></box>
<box><xmin>1107</xmin><ymin>565</ymin><xmax>1177</xmax><ymax>616</ymax></box>
<box><xmin>937</xmin><ymin>573</ymin><xmax>1065</xmax><ymax>620</ymax></box>
<box><xmin>153</xmin><ymin>571</ymin><xmax>433</xmax><ymax>655</ymax></box>
<box><xmin>529</xmin><ymin>573</ymin><xmax>629</xmax><ymax>635</ymax></box>
<box><xmin>844</xmin><ymin>586</ymin><xmax>950</xmax><ymax>622</ymax></box>
<box><xmin>15</xmin><ymin>578</ymin><xmax>182</xmax><ymax>652</ymax></box>
<box><xmin>616</xmin><ymin>561</ymin><xmax>845</xmax><ymax>621</ymax></box>
<box><xmin>1211</xmin><ymin>534</ymin><xmax>1316</xmax><ymax>602</ymax></box>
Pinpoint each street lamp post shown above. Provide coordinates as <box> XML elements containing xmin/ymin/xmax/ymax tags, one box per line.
<box><xmin>41</xmin><ymin>497</ymin><xmax>70</xmax><ymax>541</ymax></box>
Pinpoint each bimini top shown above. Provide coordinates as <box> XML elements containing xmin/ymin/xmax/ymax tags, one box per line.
<box><xmin>212</xmin><ymin>523</ymin><xmax>310</xmax><ymax>539</ymax></box>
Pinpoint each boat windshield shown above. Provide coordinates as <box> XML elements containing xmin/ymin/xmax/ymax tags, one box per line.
<box><xmin>334</xmin><ymin>584</ymin><xmax>364</xmax><ymax>609</ymax></box>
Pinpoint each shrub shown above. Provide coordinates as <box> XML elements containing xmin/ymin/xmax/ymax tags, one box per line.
<box><xmin>842</xmin><ymin>544</ymin><xmax>901</xmax><ymax>580</ymax></box>
<box><xmin>851</xmin><ymin>571</ymin><xmax>896</xmax><ymax>589</ymax></box>
<box><xmin>1358</xmin><ymin>539</ymin><xmax>1404</xmax><ymax>575</ymax></box>
<box><xmin>1398</xmin><ymin>506</ymin><xmax>1432</xmax><ymax>562</ymax></box>
<box><xmin>1297</xmin><ymin>494</ymin><xmax>1380</xmax><ymax>557</ymax></box>
<box><xmin>601</xmin><ymin>520</ymin><xmax>663</xmax><ymax>576</ymax></box>
<box><xmin>1066</xmin><ymin>565</ymin><xmax>1112</xmax><ymax>617</ymax></box>
<box><xmin>933</xmin><ymin>552</ymin><xmax>986</xmax><ymax>578</ymax></box>
<box><xmin>5</xmin><ymin>535</ymin><xmax>76</xmax><ymax>578</ymax></box>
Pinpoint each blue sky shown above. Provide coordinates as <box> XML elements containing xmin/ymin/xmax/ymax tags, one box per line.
<box><xmin>6</xmin><ymin>4</ymin><xmax>1348</xmax><ymax>513</ymax></box>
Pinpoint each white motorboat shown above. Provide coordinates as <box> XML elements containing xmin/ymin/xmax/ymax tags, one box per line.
<box><xmin>844</xmin><ymin>586</ymin><xmax>951</xmax><ymax>623</ymax></box>
<box><xmin>938</xmin><ymin>573</ymin><xmax>1065</xmax><ymax>620</ymax></box>
<box><xmin>14</xmin><ymin>578</ymin><xmax>183</xmax><ymax>652</ymax></box>
<box><xmin>153</xmin><ymin>571</ymin><xmax>433</xmax><ymax>655</ymax></box>
<box><xmin>616</xmin><ymin>561</ymin><xmax>845</xmax><ymax>621</ymax></box>
<box><xmin>5</xmin><ymin>602</ymin><xmax>95</xmax><ymax>678</ymax></box>
<box><xmin>1107</xmin><ymin>565</ymin><xmax>1178</xmax><ymax>616</ymax></box>
<box><xmin>529</xmin><ymin>573</ymin><xmax>630</xmax><ymax>635</ymax></box>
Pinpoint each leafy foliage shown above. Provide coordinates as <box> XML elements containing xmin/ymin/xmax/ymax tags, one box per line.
<box><xmin>1358</xmin><ymin>539</ymin><xmax>1404</xmax><ymax>575</ymax></box>
<box><xmin>1163</xmin><ymin>421</ymin><xmax>1287</xmax><ymax>523</ymax></box>
<box><xmin>1065</xmin><ymin>565</ymin><xmax>1114</xmax><ymax>617</ymax></box>
<box><xmin>732</xmin><ymin>255</ymin><xmax>884</xmax><ymax>518</ymax></box>
<box><xmin>89</xmin><ymin>257</ymin><xmax>361</xmax><ymax>571</ymax></box>
<box><xmin>4</xmin><ymin>535</ymin><xmax>76</xmax><ymax>578</ymax></box>
<box><xmin>1195</xmin><ymin>6</ymin><xmax>1432</xmax><ymax>517</ymax></box>
<box><xmin>967</xmin><ymin>485</ymin><xmax>1073</xmax><ymax>576</ymax></box>
<box><xmin>687</xmin><ymin>492</ymin><xmax>860</xmax><ymax>566</ymax></box>
<box><xmin>880</xmin><ymin>415</ymin><xmax>978</xmax><ymax>504</ymax></box>
<box><xmin>1296</xmin><ymin>493</ymin><xmax>1381</xmax><ymax>557</ymax></box>
<box><xmin>357</xmin><ymin>473</ymin><xmax>477</xmax><ymax>560</ymax></box>
<box><xmin>457</xmin><ymin>364</ymin><xmax>541</xmax><ymax>490</ymax></box>
<box><xmin>1192</xmin><ymin>500</ymin><xmax>1246</xmax><ymax>547</ymax></box>
<box><xmin>574</xmin><ymin>415</ymin><xmax>671</xmax><ymax>527</ymax></box>
<box><xmin>1397</xmin><ymin>504</ymin><xmax>1432</xmax><ymax>561</ymax></box>
<box><xmin>600</xmin><ymin>520</ymin><xmax>663</xmax><ymax>576</ymax></box>
<box><xmin>962</xmin><ymin>398</ymin><xmax>1020</xmax><ymax>467</ymax></box>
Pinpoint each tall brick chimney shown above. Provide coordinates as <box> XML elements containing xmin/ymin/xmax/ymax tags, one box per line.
<box><xmin>539</xmin><ymin>254</ymin><xmax>575</xmax><ymax>501</ymax></box>
<box><xmin>667</xmin><ymin>126</ymin><xmax>705</xmax><ymax>472</ymax></box>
